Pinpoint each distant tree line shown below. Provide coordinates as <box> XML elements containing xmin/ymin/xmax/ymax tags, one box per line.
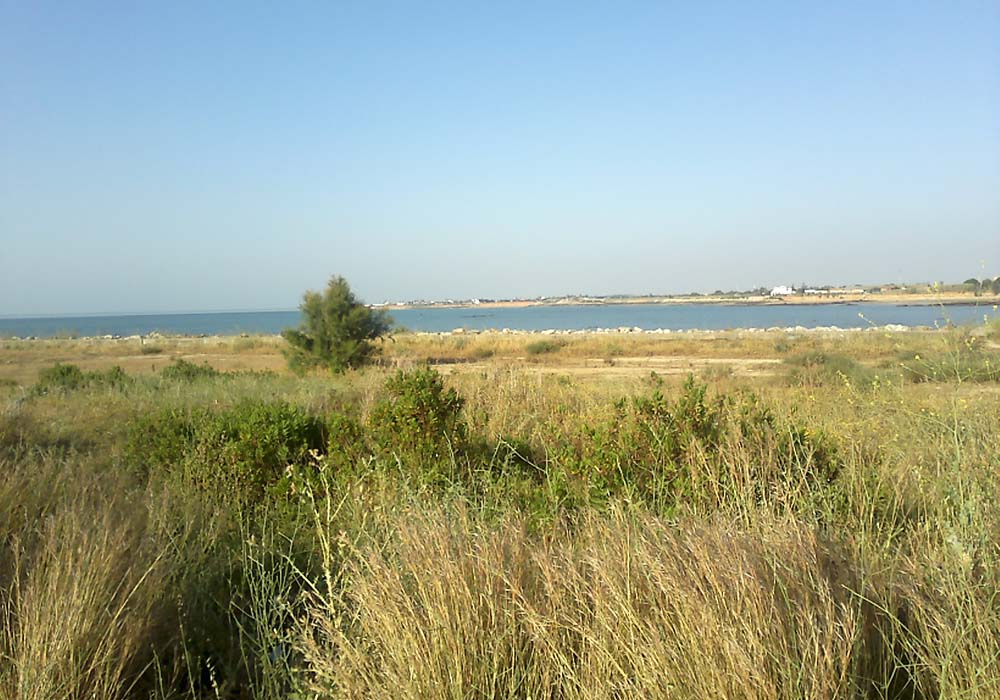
<box><xmin>963</xmin><ymin>277</ymin><xmax>1000</xmax><ymax>296</ymax></box>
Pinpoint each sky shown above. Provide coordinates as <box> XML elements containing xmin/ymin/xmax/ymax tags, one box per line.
<box><xmin>2</xmin><ymin>1</ymin><xmax>999</xmax><ymax>315</ymax></box>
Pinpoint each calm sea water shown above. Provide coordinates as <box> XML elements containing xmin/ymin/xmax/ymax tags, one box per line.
<box><xmin>0</xmin><ymin>303</ymin><xmax>995</xmax><ymax>338</ymax></box>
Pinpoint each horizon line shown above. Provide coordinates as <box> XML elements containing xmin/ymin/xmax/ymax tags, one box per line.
<box><xmin>0</xmin><ymin>279</ymin><xmax>984</xmax><ymax>320</ymax></box>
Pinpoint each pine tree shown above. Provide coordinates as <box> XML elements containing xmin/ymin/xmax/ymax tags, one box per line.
<box><xmin>282</xmin><ymin>276</ymin><xmax>391</xmax><ymax>374</ymax></box>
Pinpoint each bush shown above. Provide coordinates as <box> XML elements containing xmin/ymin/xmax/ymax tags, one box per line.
<box><xmin>126</xmin><ymin>407</ymin><xmax>205</xmax><ymax>469</ymax></box>
<box><xmin>786</xmin><ymin>352</ymin><xmax>875</xmax><ymax>388</ymax></box>
<box><xmin>282</xmin><ymin>276</ymin><xmax>392</xmax><ymax>374</ymax></box>
<box><xmin>160</xmin><ymin>358</ymin><xmax>220</xmax><ymax>381</ymax></box>
<box><xmin>126</xmin><ymin>401</ymin><xmax>327</xmax><ymax>502</ymax></box>
<box><xmin>35</xmin><ymin>363</ymin><xmax>87</xmax><ymax>392</ymax></box>
<box><xmin>555</xmin><ymin>376</ymin><xmax>840</xmax><ymax>512</ymax></box>
<box><xmin>97</xmin><ymin>365</ymin><xmax>132</xmax><ymax>389</ymax></box>
<box><xmin>195</xmin><ymin>402</ymin><xmax>326</xmax><ymax>499</ymax></box>
<box><xmin>324</xmin><ymin>412</ymin><xmax>369</xmax><ymax>475</ymax></box>
<box><xmin>525</xmin><ymin>339</ymin><xmax>563</xmax><ymax>356</ymax></box>
<box><xmin>368</xmin><ymin>367</ymin><xmax>467</xmax><ymax>476</ymax></box>
<box><xmin>483</xmin><ymin>435</ymin><xmax>545</xmax><ymax>481</ymax></box>
<box><xmin>33</xmin><ymin>363</ymin><xmax>133</xmax><ymax>395</ymax></box>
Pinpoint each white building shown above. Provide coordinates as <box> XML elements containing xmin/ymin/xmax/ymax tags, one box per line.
<box><xmin>770</xmin><ymin>285</ymin><xmax>794</xmax><ymax>296</ymax></box>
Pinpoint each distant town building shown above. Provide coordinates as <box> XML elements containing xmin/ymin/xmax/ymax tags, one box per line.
<box><xmin>770</xmin><ymin>285</ymin><xmax>794</xmax><ymax>296</ymax></box>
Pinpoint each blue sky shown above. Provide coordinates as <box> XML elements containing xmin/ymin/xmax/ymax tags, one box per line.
<box><xmin>2</xmin><ymin>1</ymin><xmax>998</xmax><ymax>314</ymax></box>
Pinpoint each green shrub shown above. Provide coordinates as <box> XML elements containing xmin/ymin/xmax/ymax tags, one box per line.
<box><xmin>555</xmin><ymin>376</ymin><xmax>840</xmax><ymax>512</ymax></box>
<box><xmin>96</xmin><ymin>365</ymin><xmax>132</xmax><ymax>389</ymax></box>
<box><xmin>126</xmin><ymin>407</ymin><xmax>205</xmax><ymax>469</ymax></box>
<box><xmin>368</xmin><ymin>367</ymin><xmax>467</xmax><ymax>476</ymax></box>
<box><xmin>160</xmin><ymin>358</ymin><xmax>220</xmax><ymax>381</ymax></box>
<box><xmin>35</xmin><ymin>363</ymin><xmax>88</xmax><ymax>392</ymax></box>
<box><xmin>126</xmin><ymin>401</ymin><xmax>326</xmax><ymax>502</ymax></box>
<box><xmin>282</xmin><ymin>275</ymin><xmax>392</xmax><ymax>374</ymax></box>
<box><xmin>323</xmin><ymin>411</ymin><xmax>370</xmax><ymax>475</ymax></box>
<box><xmin>786</xmin><ymin>352</ymin><xmax>875</xmax><ymax>388</ymax></box>
<box><xmin>525</xmin><ymin>339</ymin><xmax>563</xmax><ymax>356</ymax></box>
<box><xmin>483</xmin><ymin>435</ymin><xmax>544</xmax><ymax>481</ymax></box>
<box><xmin>194</xmin><ymin>402</ymin><xmax>326</xmax><ymax>500</ymax></box>
<box><xmin>140</xmin><ymin>345</ymin><xmax>164</xmax><ymax>355</ymax></box>
<box><xmin>33</xmin><ymin>363</ymin><xmax>133</xmax><ymax>395</ymax></box>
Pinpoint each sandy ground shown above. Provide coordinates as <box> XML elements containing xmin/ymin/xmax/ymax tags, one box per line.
<box><xmin>0</xmin><ymin>350</ymin><xmax>781</xmax><ymax>386</ymax></box>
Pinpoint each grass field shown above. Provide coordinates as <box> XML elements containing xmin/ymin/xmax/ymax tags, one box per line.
<box><xmin>1</xmin><ymin>324</ymin><xmax>999</xmax><ymax>699</ymax></box>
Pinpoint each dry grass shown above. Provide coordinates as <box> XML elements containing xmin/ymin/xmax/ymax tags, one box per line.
<box><xmin>387</xmin><ymin>329</ymin><xmax>939</xmax><ymax>366</ymax></box>
<box><xmin>0</xmin><ymin>336</ymin><xmax>285</xmax><ymax>385</ymax></box>
<box><xmin>299</xmin><ymin>505</ymin><xmax>1000</xmax><ymax>699</ymax></box>
<box><xmin>0</xmin><ymin>464</ymin><xmax>168</xmax><ymax>700</ymax></box>
<box><xmin>1</xmin><ymin>325</ymin><xmax>999</xmax><ymax>699</ymax></box>
<box><xmin>0</xmin><ymin>329</ymin><xmax>947</xmax><ymax>387</ymax></box>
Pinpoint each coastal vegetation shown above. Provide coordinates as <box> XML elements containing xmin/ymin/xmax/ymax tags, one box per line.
<box><xmin>1</xmin><ymin>323</ymin><xmax>999</xmax><ymax>698</ymax></box>
<box><xmin>281</xmin><ymin>276</ymin><xmax>392</xmax><ymax>374</ymax></box>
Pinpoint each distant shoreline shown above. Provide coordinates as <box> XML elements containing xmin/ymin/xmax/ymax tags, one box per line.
<box><xmin>2</xmin><ymin>296</ymin><xmax>994</xmax><ymax>340</ymax></box>
<box><xmin>0</xmin><ymin>324</ymin><xmax>962</xmax><ymax>344</ymax></box>
<box><xmin>382</xmin><ymin>292</ymin><xmax>997</xmax><ymax>311</ymax></box>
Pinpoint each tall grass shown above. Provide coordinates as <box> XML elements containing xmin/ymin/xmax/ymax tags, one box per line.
<box><xmin>0</xmin><ymin>460</ymin><xmax>167</xmax><ymax>700</ymax></box>
<box><xmin>0</xmin><ymin>326</ymin><xmax>998</xmax><ymax>698</ymax></box>
<box><xmin>299</xmin><ymin>503</ymin><xmax>1000</xmax><ymax>699</ymax></box>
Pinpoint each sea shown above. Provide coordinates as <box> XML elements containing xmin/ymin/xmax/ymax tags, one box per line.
<box><xmin>0</xmin><ymin>302</ymin><xmax>996</xmax><ymax>339</ymax></box>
